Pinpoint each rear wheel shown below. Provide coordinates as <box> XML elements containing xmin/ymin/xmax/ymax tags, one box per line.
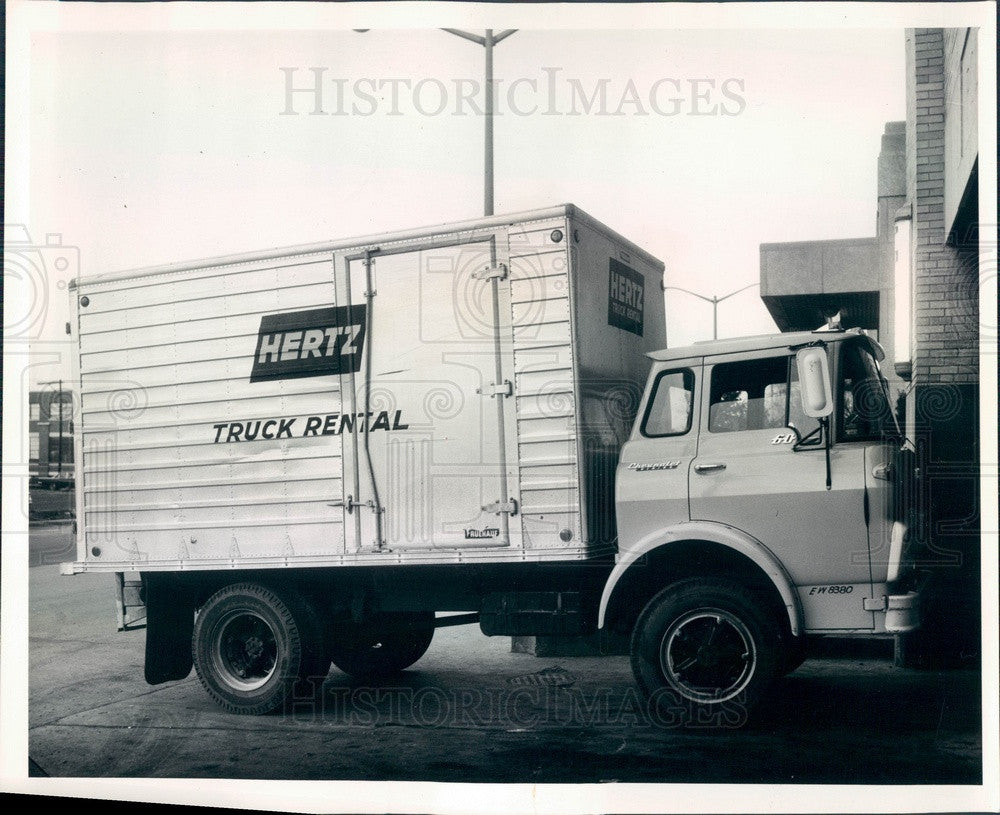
<box><xmin>630</xmin><ymin>578</ymin><xmax>781</xmax><ymax>726</ymax></box>
<box><xmin>328</xmin><ymin>612</ymin><xmax>435</xmax><ymax>680</ymax></box>
<box><xmin>192</xmin><ymin>582</ymin><xmax>326</xmax><ymax>714</ymax></box>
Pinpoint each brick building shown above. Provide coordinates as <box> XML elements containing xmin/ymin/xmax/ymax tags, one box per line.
<box><xmin>760</xmin><ymin>28</ymin><xmax>982</xmax><ymax>666</ymax></box>
<box><xmin>895</xmin><ymin>28</ymin><xmax>980</xmax><ymax>666</ymax></box>
<box><xmin>28</xmin><ymin>388</ymin><xmax>74</xmax><ymax>481</ymax></box>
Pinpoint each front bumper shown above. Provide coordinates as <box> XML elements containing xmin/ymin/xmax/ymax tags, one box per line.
<box><xmin>884</xmin><ymin>590</ymin><xmax>921</xmax><ymax>634</ymax></box>
<box><xmin>865</xmin><ymin>579</ymin><xmax>924</xmax><ymax>634</ymax></box>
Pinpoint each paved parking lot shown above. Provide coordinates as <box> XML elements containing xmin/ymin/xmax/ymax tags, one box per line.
<box><xmin>28</xmin><ymin>524</ymin><xmax>982</xmax><ymax>783</ymax></box>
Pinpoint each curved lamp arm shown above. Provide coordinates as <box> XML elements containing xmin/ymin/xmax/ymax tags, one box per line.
<box><xmin>663</xmin><ymin>285</ymin><xmax>715</xmax><ymax>304</ymax></box>
<box><xmin>714</xmin><ymin>281</ymin><xmax>761</xmax><ymax>303</ymax></box>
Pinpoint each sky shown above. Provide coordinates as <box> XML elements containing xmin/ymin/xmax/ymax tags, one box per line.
<box><xmin>5</xmin><ymin>6</ymin><xmax>999</xmax><ymax>813</ymax></box>
<box><xmin>22</xmin><ymin>25</ymin><xmax>904</xmax><ymax>386</ymax></box>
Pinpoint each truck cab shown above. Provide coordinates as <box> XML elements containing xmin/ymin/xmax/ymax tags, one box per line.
<box><xmin>601</xmin><ymin>328</ymin><xmax>920</xmax><ymax>719</ymax></box>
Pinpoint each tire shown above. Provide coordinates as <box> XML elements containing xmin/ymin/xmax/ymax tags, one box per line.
<box><xmin>328</xmin><ymin>612</ymin><xmax>435</xmax><ymax>680</ymax></box>
<box><xmin>630</xmin><ymin>578</ymin><xmax>781</xmax><ymax>727</ymax></box>
<box><xmin>192</xmin><ymin>582</ymin><xmax>327</xmax><ymax>715</ymax></box>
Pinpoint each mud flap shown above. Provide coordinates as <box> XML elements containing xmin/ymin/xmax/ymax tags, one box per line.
<box><xmin>144</xmin><ymin>573</ymin><xmax>194</xmax><ymax>684</ymax></box>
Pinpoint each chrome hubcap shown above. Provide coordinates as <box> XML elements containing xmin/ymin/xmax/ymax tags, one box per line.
<box><xmin>212</xmin><ymin>610</ymin><xmax>279</xmax><ymax>691</ymax></box>
<box><xmin>659</xmin><ymin>609</ymin><xmax>755</xmax><ymax>703</ymax></box>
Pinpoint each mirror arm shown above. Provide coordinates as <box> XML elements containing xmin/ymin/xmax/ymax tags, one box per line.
<box><xmin>792</xmin><ymin>423</ymin><xmax>820</xmax><ymax>451</ymax></box>
<box><xmin>822</xmin><ymin>416</ymin><xmax>832</xmax><ymax>491</ymax></box>
<box><xmin>792</xmin><ymin>418</ymin><xmax>832</xmax><ymax>490</ymax></box>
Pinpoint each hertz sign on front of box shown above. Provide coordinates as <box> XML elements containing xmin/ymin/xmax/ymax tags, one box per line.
<box><xmin>607</xmin><ymin>258</ymin><xmax>644</xmax><ymax>337</ymax></box>
<box><xmin>250</xmin><ymin>305</ymin><xmax>367</xmax><ymax>382</ymax></box>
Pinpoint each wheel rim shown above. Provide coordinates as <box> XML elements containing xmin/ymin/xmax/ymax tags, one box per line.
<box><xmin>211</xmin><ymin>609</ymin><xmax>279</xmax><ymax>691</ymax></box>
<box><xmin>659</xmin><ymin>608</ymin><xmax>756</xmax><ymax>703</ymax></box>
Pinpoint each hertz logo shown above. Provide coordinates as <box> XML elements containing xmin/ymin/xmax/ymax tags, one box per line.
<box><xmin>607</xmin><ymin>258</ymin><xmax>644</xmax><ymax>337</ymax></box>
<box><xmin>251</xmin><ymin>305</ymin><xmax>367</xmax><ymax>383</ymax></box>
<box><xmin>257</xmin><ymin>325</ymin><xmax>362</xmax><ymax>364</ymax></box>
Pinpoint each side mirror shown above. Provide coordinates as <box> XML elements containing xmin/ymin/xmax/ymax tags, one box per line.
<box><xmin>796</xmin><ymin>347</ymin><xmax>834</xmax><ymax>418</ymax></box>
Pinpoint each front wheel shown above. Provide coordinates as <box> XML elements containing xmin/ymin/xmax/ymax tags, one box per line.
<box><xmin>630</xmin><ymin>578</ymin><xmax>781</xmax><ymax>727</ymax></box>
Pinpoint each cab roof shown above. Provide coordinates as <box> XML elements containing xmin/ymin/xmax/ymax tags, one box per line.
<box><xmin>647</xmin><ymin>328</ymin><xmax>880</xmax><ymax>363</ymax></box>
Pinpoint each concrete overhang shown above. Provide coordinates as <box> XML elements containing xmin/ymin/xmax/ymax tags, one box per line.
<box><xmin>759</xmin><ymin>237</ymin><xmax>879</xmax><ymax>331</ymax></box>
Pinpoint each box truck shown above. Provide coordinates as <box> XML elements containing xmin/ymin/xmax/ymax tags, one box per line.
<box><xmin>62</xmin><ymin>204</ymin><xmax>921</xmax><ymax>719</ymax></box>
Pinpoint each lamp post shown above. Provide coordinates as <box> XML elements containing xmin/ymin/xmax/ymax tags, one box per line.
<box><xmin>356</xmin><ymin>29</ymin><xmax>517</xmax><ymax>216</ymax></box>
<box><xmin>663</xmin><ymin>282</ymin><xmax>760</xmax><ymax>340</ymax></box>
<box><xmin>440</xmin><ymin>29</ymin><xmax>517</xmax><ymax>215</ymax></box>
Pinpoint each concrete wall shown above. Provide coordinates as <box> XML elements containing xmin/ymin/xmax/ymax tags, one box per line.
<box><xmin>760</xmin><ymin>238</ymin><xmax>879</xmax><ymax>298</ymax></box>
<box><xmin>875</xmin><ymin>122</ymin><xmax>907</xmax><ymax>399</ymax></box>
<box><xmin>759</xmin><ymin>238</ymin><xmax>879</xmax><ymax>332</ymax></box>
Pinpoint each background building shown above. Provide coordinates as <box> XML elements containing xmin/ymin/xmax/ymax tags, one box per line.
<box><xmin>759</xmin><ymin>28</ymin><xmax>981</xmax><ymax>667</ymax></box>
<box><xmin>760</xmin><ymin>120</ymin><xmax>907</xmax><ymax>400</ymax></box>
<box><xmin>897</xmin><ymin>27</ymin><xmax>980</xmax><ymax>667</ymax></box>
<box><xmin>28</xmin><ymin>388</ymin><xmax>74</xmax><ymax>482</ymax></box>
<box><xmin>28</xmin><ymin>388</ymin><xmax>75</xmax><ymax>522</ymax></box>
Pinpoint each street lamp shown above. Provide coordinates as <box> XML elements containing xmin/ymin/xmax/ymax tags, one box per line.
<box><xmin>356</xmin><ymin>29</ymin><xmax>517</xmax><ymax>216</ymax></box>
<box><xmin>663</xmin><ymin>282</ymin><xmax>760</xmax><ymax>340</ymax></box>
<box><xmin>440</xmin><ymin>29</ymin><xmax>517</xmax><ymax>216</ymax></box>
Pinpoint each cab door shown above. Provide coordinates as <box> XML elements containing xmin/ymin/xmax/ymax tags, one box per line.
<box><xmin>837</xmin><ymin>339</ymin><xmax>900</xmax><ymax>587</ymax></box>
<box><xmin>616</xmin><ymin>362</ymin><xmax>701</xmax><ymax>550</ymax></box>
<box><xmin>687</xmin><ymin>347</ymin><xmax>875</xmax><ymax>632</ymax></box>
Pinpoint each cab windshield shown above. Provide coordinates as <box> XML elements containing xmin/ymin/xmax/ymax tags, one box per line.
<box><xmin>838</xmin><ymin>340</ymin><xmax>898</xmax><ymax>442</ymax></box>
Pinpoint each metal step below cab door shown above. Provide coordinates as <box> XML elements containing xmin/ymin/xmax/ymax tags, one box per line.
<box><xmin>333</xmin><ymin>230</ymin><xmax>521</xmax><ymax>553</ymax></box>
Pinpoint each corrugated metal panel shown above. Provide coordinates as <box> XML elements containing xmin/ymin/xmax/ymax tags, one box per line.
<box><xmin>68</xmin><ymin>208</ymin><xmax>666</xmax><ymax>573</ymax></box>
<box><xmin>507</xmin><ymin>220</ymin><xmax>583</xmax><ymax>551</ymax></box>
<box><xmin>76</xmin><ymin>254</ymin><xmax>347</xmax><ymax>566</ymax></box>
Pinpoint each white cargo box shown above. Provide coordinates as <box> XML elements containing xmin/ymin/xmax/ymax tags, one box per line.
<box><xmin>64</xmin><ymin>205</ymin><xmax>665</xmax><ymax>573</ymax></box>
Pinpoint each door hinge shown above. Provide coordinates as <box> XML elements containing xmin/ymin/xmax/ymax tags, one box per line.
<box><xmin>472</xmin><ymin>263</ymin><xmax>508</xmax><ymax>281</ymax></box>
<box><xmin>482</xmin><ymin>498</ymin><xmax>519</xmax><ymax>516</ymax></box>
<box><xmin>864</xmin><ymin>596</ymin><xmax>888</xmax><ymax>612</ymax></box>
<box><xmin>476</xmin><ymin>380</ymin><xmax>512</xmax><ymax>398</ymax></box>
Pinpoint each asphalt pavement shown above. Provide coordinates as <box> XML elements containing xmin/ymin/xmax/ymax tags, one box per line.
<box><xmin>28</xmin><ymin>523</ymin><xmax>983</xmax><ymax>783</ymax></box>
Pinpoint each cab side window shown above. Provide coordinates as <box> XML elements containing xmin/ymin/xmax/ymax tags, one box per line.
<box><xmin>709</xmin><ymin>356</ymin><xmax>820</xmax><ymax>436</ymax></box>
<box><xmin>641</xmin><ymin>369</ymin><xmax>694</xmax><ymax>437</ymax></box>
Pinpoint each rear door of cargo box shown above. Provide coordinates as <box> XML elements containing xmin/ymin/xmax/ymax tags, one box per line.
<box><xmin>334</xmin><ymin>229</ymin><xmax>521</xmax><ymax>553</ymax></box>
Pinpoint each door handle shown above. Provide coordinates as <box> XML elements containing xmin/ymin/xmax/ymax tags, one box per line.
<box><xmin>694</xmin><ymin>463</ymin><xmax>727</xmax><ymax>474</ymax></box>
<box><xmin>872</xmin><ymin>463</ymin><xmax>893</xmax><ymax>481</ymax></box>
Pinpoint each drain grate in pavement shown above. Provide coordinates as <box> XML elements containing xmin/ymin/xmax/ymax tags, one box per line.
<box><xmin>508</xmin><ymin>666</ymin><xmax>575</xmax><ymax>687</ymax></box>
